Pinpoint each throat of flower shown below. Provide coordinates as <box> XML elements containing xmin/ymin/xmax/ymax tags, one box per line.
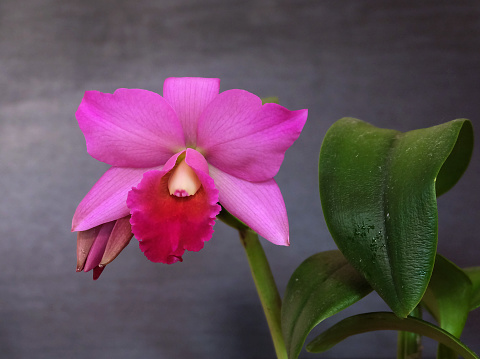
<box><xmin>168</xmin><ymin>159</ymin><xmax>201</xmax><ymax>197</ymax></box>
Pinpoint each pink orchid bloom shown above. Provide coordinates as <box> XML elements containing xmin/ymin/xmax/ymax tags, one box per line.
<box><xmin>72</xmin><ymin>77</ymin><xmax>307</xmax><ymax>279</ymax></box>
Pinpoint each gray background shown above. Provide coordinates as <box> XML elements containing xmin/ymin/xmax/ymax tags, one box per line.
<box><xmin>1</xmin><ymin>0</ymin><xmax>479</xmax><ymax>358</ymax></box>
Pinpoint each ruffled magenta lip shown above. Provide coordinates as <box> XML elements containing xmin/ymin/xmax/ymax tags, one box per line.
<box><xmin>126</xmin><ymin>149</ymin><xmax>221</xmax><ymax>264</ymax></box>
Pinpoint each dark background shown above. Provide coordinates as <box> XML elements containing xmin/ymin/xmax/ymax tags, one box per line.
<box><xmin>1</xmin><ymin>1</ymin><xmax>479</xmax><ymax>358</ymax></box>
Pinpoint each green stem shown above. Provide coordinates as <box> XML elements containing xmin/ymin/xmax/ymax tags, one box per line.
<box><xmin>397</xmin><ymin>306</ymin><xmax>423</xmax><ymax>359</ymax></box>
<box><xmin>398</xmin><ymin>331</ymin><xmax>421</xmax><ymax>359</ymax></box>
<box><xmin>239</xmin><ymin>228</ymin><xmax>287</xmax><ymax>359</ymax></box>
<box><xmin>217</xmin><ymin>208</ymin><xmax>287</xmax><ymax>358</ymax></box>
<box><xmin>438</xmin><ymin>343</ymin><xmax>459</xmax><ymax>359</ymax></box>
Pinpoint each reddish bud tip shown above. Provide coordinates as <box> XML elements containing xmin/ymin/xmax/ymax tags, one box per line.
<box><xmin>93</xmin><ymin>265</ymin><xmax>105</xmax><ymax>280</ymax></box>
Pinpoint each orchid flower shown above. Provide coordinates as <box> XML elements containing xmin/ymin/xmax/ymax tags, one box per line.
<box><xmin>72</xmin><ymin>77</ymin><xmax>308</xmax><ymax>279</ymax></box>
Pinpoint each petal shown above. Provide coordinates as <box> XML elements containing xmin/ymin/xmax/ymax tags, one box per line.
<box><xmin>197</xmin><ymin>90</ymin><xmax>307</xmax><ymax>181</ymax></box>
<box><xmin>76</xmin><ymin>89</ymin><xmax>186</xmax><ymax>167</ymax></box>
<box><xmin>100</xmin><ymin>216</ymin><xmax>134</xmax><ymax>266</ymax></box>
<box><xmin>163</xmin><ymin>77</ymin><xmax>220</xmax><ymax>147</ymax></box>
<box><xmin>83</xmin><ymin>221</ymin><xmax>116</xmax><ymax>272</ymax></box>
<box><xmin>209</xmin><ymin>166</ymin><xmax>289</xmax><ymax>246</ymax></box>
<box><xmin>184</xmin><ymin>147</ymin><xmax>210</xmax><ymax>175</ymax></box>
<box><xmin>72</xmin><ymin>166</ymin><xmax>160</xmax><ymax>231</ymax></box>
<box><xmin>127</xmin><ymin>151</ymin><xmax>220</xmax><ymax>264</ymax></box>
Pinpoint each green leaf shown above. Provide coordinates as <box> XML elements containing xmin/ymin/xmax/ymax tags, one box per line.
<box><xmin>463</xmin><ymin>266</ymin><xmax>480</xmax><ymax>311</ymax></box>
<box><xmin>422</xmin><ymin>255</ymin><xmax>473</xmax><ymax>359</ymax></box>
<box><xmin>306</xmin><ymin>312</ymin><xmax>479</xmax><ymax>359</ymax></box>
<box><xmin>281</xmin><ymin>250</ymin><xmax>372</xmax><ymax>359</ymax></box>
<box><xmin>422</xmin><ymin>255</ymin><xmax>472</xmax><ymax>338</ymax></box>
<box><xmin>318</xmin><ymin>118</ymin><xmax>473</xmax><ymax>317</ymax></box>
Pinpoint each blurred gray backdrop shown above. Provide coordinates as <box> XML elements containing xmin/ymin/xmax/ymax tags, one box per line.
<box><xmin>1</xmin><ymin>0</ymin><xmax>479</xmax><ymax>358</ymax></box>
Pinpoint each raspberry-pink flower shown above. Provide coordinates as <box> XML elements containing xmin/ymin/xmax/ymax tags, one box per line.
<box><xmin>72</xmin><ymin>77</ymin><xmax>307</xmax><ymax>279</ymax></box>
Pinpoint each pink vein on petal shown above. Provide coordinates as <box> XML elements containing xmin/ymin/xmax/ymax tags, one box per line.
<box><xmin>76</xmin><ymin>89</ymin><xmax>185</xmax><ymax>168</ymax></box>
<box><xmin>163</xmin><ymin>77</ymin><xmax>220</xmax><ymax>147</ymax></box>
<box><xmin>197</xmin><ymin>90</ymin><xmax>307</xmax><ymax>182</ymax></box>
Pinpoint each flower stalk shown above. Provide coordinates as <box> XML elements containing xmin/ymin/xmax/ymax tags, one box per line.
<box><xmin>239</xmin><ymin>228</ymin><xmax>287</xmax><ymax>359</ymax></box>
<box><xmin>397</xmin><ymin>306</ymin><xmax>422</xmax><ymax>359</ymax></box>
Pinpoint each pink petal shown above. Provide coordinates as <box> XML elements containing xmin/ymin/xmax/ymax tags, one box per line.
<box><xmin>184</xmin><ymin>148</ymin><xmax>209</xmax><ymax>174</ymax></box>
<box><xmin>72</xmin><ymin>166</ymin><xmax>159</xmax><ymax>232</ymax></box>
<box><xmin>83</xmin><ymin>221</ymin><xmax>116</xmax><ymax>272</ymax></box>
<box><xmin>163</xmin><ymin>77</ymin><xmax>220</xmax><ymax>147</ymax></box>
<box><xmin>209</xmin><ymin>166</ymin><xmax>289</xmax><ymax>246</ymax></box>
<box><xmin>197</xmin><ymin>90</ymin><xmax>307</xmax><ymax>182</ymax></box>
<box><xmin>100</xmin><ymin>216</ymin><xmax>134</xmax><ymax>266</ymax></box>
<box><xmin>76</xmin><ymin>89</ymin><xmax>186</xmax><ymax>168</ymax></box>
<box><xmin>127</xmin><ymin>151</ymin><xmax>220</xmax><ymax>264</ymax></box>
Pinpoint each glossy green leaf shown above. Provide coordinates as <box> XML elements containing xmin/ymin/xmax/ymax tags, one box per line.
<box><xmin>422</xmin><ymin>255</ymin><xmax>473</xmax><ymax>359</ymax></box>
<box><xmin>306</xmin><ymin>312</ymin><xmax>479</xmax><ymax>359</ymax></box>
<box><xmin>318</xmin><ymin>118</ymin><xmax>473</xmax><ymax>317</ymax></box>
<box><xmin>422</xmin><ymin>255</ymin><xmax>472</xmax><ymax>338</ymax></box>
<box><xmin>464</xmin><ymin>267</ymin><xmax>480</xmax><ymax>311</ymax></box>
<box><xmin>281</xmin><ymin>250</ymin><xmax>372</xmax><ymax>359</ymax></box>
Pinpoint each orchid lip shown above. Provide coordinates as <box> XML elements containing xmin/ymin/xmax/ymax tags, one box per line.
<box><xmin>168</xmin><ymin>159</ymin><xmax>201</xmax><ymax>197</ymax></box>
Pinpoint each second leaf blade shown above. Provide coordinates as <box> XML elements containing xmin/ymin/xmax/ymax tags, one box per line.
<box><xmin>318</xmin><ymin>118</ymin><xmax>473</xmax><ymax>317</ymax></box>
